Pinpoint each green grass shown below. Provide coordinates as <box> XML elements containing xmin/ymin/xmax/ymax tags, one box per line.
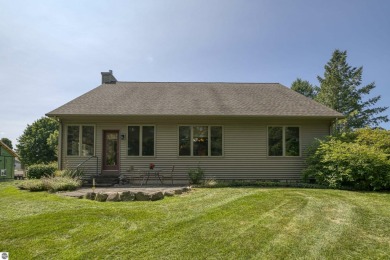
<box><xmin>0</xmin><ymin>182</ymin><xmax>389</xmax><ymax>259</ymax></box>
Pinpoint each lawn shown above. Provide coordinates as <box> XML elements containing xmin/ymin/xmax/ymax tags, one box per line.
<box><xmin>0</xmin><ymin>182</ymin><xmax>389</xmax><ymax>259</ymax></box>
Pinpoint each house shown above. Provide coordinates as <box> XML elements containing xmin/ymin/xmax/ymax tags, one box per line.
<box><xmin>46</xmin><ymin>70</ymin><xmax>342</xmax><ymax>184</ymax></box>
<box><xmin>0</xmin><ymin>140</ymin><xmax>19</xmax><ymax>181</ymax></box>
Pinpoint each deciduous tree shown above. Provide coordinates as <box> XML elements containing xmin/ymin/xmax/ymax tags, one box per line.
<box><xmin>291</xmin><ymin>78</ymin><xmax>317</xmax><ymax>99</ymax></box>
<box><xmin>1</xmin><ymin>138</ymin><xmax>13</xmax><ymax>150</ymax></box>
<box><xmin>17</xmin><ymin>117</ymin><xmax>59</xmax><ymax>166</ymax></box>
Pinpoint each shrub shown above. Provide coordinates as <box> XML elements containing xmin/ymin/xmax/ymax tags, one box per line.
<box><xmin>17</xmin><ymin>176</ymin><xmax>82</xmax><ymax>192</ymax></box>
<box><xmin>56</xmin><ymin>168</ymin><xmax>85</xmax><ymax>179</ymax></box>
<box><xmin>42</xmin><ymin>176</ymin><xmax>82</xmax><ymax>192</ymax></box>
<box><xmin>355</xmin><ymin>128</ymin><xmax>390</xmax><ymax>153</ymax></box>
<box><xmin>17</xmin><ymin>179</ymin><xmax>46</xmax><ymax>191</ymax></box>
<box><xmin>303</xmin><ymin>129</ymin><xmax>390</xmax><ymax>191</ymax></box>
<box><xmin>27</xmin><ymin>162</ymin><xmax>57</xmax><ymax>179</ymax></box>
<box><xmin>188</xmin><ymin>167</ymin><xmax>204</xmax><ymax>184</ymax></box>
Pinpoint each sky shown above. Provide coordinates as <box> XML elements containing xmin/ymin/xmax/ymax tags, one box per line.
<box><xmin>1</xmin><ymin>0</ymin><xmax>389</xmax><ymax>148</ymax></box>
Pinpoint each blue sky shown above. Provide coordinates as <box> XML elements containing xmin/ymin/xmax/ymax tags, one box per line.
<box><xmin>1</xmin><ymin>0</ymin><xmax>389</xmax><ymax>147</ymax></box>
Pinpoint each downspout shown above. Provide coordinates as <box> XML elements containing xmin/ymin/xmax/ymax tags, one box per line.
<box><xmin>58</xmin><ymin>118</ymin><xmax>63</xmax><ymax>170</ymax></box>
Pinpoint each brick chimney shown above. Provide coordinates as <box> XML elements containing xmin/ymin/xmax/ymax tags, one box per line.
<box><xmin>101</xmin><ymin>70</ymin><xmax>117</xmax><ymax>84</ymax></box>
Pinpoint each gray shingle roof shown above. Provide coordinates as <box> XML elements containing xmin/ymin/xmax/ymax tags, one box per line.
<box><xmin>46</xmin><ymin>82</ymin><xmax>343</xmax><ymax>118</ymax></box>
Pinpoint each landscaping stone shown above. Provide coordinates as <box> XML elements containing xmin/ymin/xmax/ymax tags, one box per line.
<box><xmin>164</xmin><ymin>191</ymin><xmax>175</xmax><ymax>197</ymax></box>
<box><xmin>151</xmin><ymin>191</ymin><xmax>164</xmax><ymax>201</ymax></box>
<box><xmin>106</xmin><ymin>192</ymin><xmax>120</xmax><ymax>202</ymax></box>
<box><xmin>120</xmin><ymin>191</ymin><xmax>135</xmax><ymax>201</ymax></box>
<box><xmin>95</xmin><ymin>192</ymin><xmax>108</xmax><ymax>202</ymax></box>
<box><xmin>174</xmin><ymin>189</ymin><xmax>183</xmax><ymax>195</ymax></box>
<box><xmin>84</xmin><ymin>192</ymin><xmax>96</xmax><ymax>200</ymax></box>
<box><xmin>59</xmin><ymin>186</ymin><xmax>192</xmax><ymax>202</ymax></box>
<box><xmin>182</xmin><ymin>187</ymin><xmax>191</xmax><ymax>192</ymax></box>
<box><xmin>135</xmin><ymin>191</ymin><xmax>152</xmax><ymax>201</ymax></box>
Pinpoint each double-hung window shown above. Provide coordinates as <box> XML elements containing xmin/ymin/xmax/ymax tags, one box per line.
<box><xmin>179</xmin><ymin>126</ymin><xmax>223</xmax><ymax>156</ymax></box>
<box><xmin>128</xmin><ymin>126</ymin><xmax>155</xmax><ymax>156</ymax></box>
<box><xmin>268</xmin><ymin>126</ymin><xmax>300</xmax><ymax>156</ymax></box>
<box><xmin>66</xmin><ymin>125</ymin><xmax>95</xmax><ymax>156</ymax></box>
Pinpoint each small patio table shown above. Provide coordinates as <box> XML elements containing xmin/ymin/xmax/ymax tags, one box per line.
<box><xmin>140</xmin><ymin>168</ymin><xmax>164</xmax><ymax>186</ymax></box>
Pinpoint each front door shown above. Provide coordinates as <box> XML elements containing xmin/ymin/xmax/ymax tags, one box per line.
<box><xmin>103</xmin><ymin>130</ymin><xmax>119</xmax><ymax>171</ymax></box>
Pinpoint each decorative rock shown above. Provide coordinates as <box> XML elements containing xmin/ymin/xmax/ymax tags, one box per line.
<box><xmin>182</xmin><ymin>187</ymin><xmax>191</xmax><ymax>192</ymax></box>
<box><xmin>164</xmin><ymin>191</ymin><xmax>175</xmax><ymax>197</ymax></box>
<box><xmin>95</xmin><ymin>192</ymin><xmax>108</xmax><ymax>202</ymax></box>
<box><xmin>174</xmin><ymin>189</ymin><xmax>183</xmax><ymax>195</ymax></box>
<box><xmin>106</xmin><ymin>192</ymin><xmax>120</xmax><ymax>202</ymax></box>
<box><xmin>84</xmin><ymin>192</ymin><xmax>96</xmax><ymax>200</ymax></box>
<box><xmin>120</xmin><ymin>191</ymin><xmax>135</xmax><ymax>201</ymax></box>
<box><xmin>135</xmin><ymin>191</ymin><xmax>151</xmax><ymax>201</ymax></box>
<box><xmin>151</xmin><ymin>191</ymin><xmax>164</xmax><ymax>201</ymax></box>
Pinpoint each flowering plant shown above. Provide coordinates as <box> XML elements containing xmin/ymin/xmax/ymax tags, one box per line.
<box><xmin>149</xmin><ymin>163</ymin><xmax>155</xmax><ymax>170</ymax></box>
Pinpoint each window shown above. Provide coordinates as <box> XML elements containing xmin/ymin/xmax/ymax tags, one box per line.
<box><xmin>66</xmin><ymin>125</ymin><xmax>95</xmax><ymax>156</ymax></box>
<box><xmin>179</xmin><ymin>126</ymin><xmax>223</xmax><ymax>156</ymax></box>
<box><xmin>128</xmin><ymin>126</ymin><xmax>155</xmax><ymax>156</ymax></box>
<box><xmin>268</xmin><ymin>126</ymin><xmax>300</xmax><ymax>156</ymax></box>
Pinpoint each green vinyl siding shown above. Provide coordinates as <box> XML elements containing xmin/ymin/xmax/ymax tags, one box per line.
<box><xmin>0</xmin><ymin>146</ymin><xmax>15</xmax><ymax>180</ymax></box>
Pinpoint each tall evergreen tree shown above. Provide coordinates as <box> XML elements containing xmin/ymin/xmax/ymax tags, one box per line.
<box><xmin>291</xmin><ymin>78</ymin><xmax>317</xmax><ymax>98</ymax></box>
<box><xmin>316</xmin><ymin>50</ymin><xmax>388</xmax><ymax>132</ymax></box>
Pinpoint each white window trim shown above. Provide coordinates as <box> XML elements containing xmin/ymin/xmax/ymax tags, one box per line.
<box><xmin>127</xmin><ymin>125</ymin><xmax>156</xmax><ymax>157</ymax></box>
<box><xmin>267</xmin><ymin>125</ymin><xmax>301</xmax><ymax>157</ymax></box>
<box><xmin>178</xmin><ymin>125</ymin><xmax>224</xmax><ymax>157</ymax></box>
<box><xmin>65</xmin><ymin>124</ymin><xmax>96</xmax><ymax>157</ymax></box>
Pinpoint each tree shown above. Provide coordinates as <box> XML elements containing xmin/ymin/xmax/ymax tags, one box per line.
<box><xmin>47</xmin><ymin>129</ymin><xmax>59</xmax><ymax>157</ymax></box>
<box><xmin>291</xmin><ymin>78</ymin><xmax>317</xmax><ymax>99</ymax></box>
<box><xmin>17</xmin><ymin>117</ymin><xmax>59</xmax><ymax>166</ymax></box>
<box><xmin>316</xmin><ymin>50</ymin><xmax>388</xmax><ymax>132</ymax></box>
<box><xmin>1</xmin><ymin>138</ymin><xmax>13</xmax><ymax>150</ymax></box>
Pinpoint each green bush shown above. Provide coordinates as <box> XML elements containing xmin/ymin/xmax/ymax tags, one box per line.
<box><xmin>354</xmin><ymin>128</ymin><xmax>390</xmax><ymax>153</ymax></box>
<box><xmin>17</xmin><ymin>179</ymin><xmax>46</xmax><ymax>191</ymax></box>
<box><xmin>42</xmin><ymin>176</ymin><xmax>82</xmax><ymax>192</ymax></box>
<box><xmin>188</xmin><ymin>167</ymin><xmax>204</xmax><ymax>184</ymax></box>
<box><xmin>17</xmin><ymin>176</ymin><xmax>82</xmax><ymax>192</ymax></box>
<box><xmin>27</xmin><ymin>162</ymin><xmax>57</xmax><ymax>179</ymax></box>
<box><xmin>56</xmin><ymin>168</ymin><xmax>85</xmax><ymax>179</ymax></box>
<box><xmin>303</xmin><ymin>129</ymin><xmax>390</xmax><ymax>191</ymax></box>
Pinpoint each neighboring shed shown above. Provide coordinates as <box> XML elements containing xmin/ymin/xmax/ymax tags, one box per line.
<box><xmin>0</xmin><ymin>140</ymin><xmax>18</xmax><ymax>181</ymax></box>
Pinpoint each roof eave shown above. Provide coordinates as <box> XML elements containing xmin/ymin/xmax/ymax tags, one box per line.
<box><xmin>46</xmin><ymin>113</ymin><xmax>344</xmax><ymax>119</ymax></box>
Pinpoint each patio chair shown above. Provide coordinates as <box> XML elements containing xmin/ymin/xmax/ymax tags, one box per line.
<box><xmin>163</xmin><ymin>165</ymin><xmax>175</xmax><ymax>185</ymax></box>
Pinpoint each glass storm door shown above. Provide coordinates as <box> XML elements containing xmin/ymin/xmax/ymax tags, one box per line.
<box><xmin>103</xmin><ymin>130</ymin><xmax>119</xmax><ymax>171</ymax></box>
